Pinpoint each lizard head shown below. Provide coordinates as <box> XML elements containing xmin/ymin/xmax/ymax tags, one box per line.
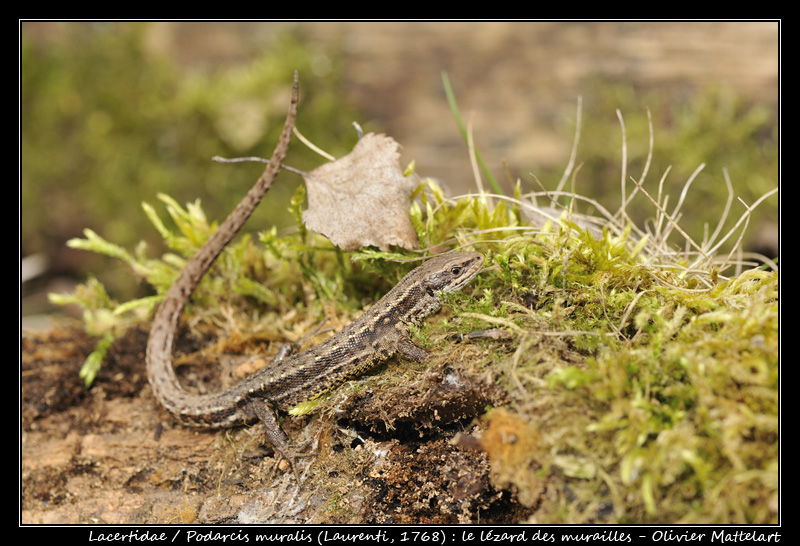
<box><xmin>420</xmin><ymin>252</ymin><xmax>484</xmax><ymax>295</ymax></box>
<box><xmin>383</xmin><ymin>252</ymin><xmax>484</xmax><ymax>325</ymax></box>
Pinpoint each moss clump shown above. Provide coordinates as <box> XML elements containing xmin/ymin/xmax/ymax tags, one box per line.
<box><xmin>50</xmin><ymin>76</ymin><xmax>777</xmax><ymax>523</ymax></box>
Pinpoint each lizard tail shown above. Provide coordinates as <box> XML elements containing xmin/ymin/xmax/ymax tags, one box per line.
<box><xmin>145</xmin><ymin>73</ymin><xmax>299</xmax><ymax>428</ymax></box>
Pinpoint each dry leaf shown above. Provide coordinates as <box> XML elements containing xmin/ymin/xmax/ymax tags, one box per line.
<box><xmin>302</xmin><ymin>133</ymin><xmax>419</xmax><ymax>251</ymax></box>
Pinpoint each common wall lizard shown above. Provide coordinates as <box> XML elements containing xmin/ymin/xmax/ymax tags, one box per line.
<box><xmin>145</xmin><ymin>76</ymin><xmax>484</xmax><ymax>473</ymax></box>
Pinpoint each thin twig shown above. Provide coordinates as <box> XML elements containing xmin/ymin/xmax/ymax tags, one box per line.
<box><xmin>616</xmin><ymin>109</ymin><xmax>628</xmax><ymax>219</ymax></box>
<box><xmin>629</xmin><ymin>175</ymin><xmax>709</xmax><ymax>261</ymax></box>
<box><xmin>705</xmin><ymin>187</ymin><xmax>778</xmax><ymax>258</ymax></box>
<box><xmin>670</xmin><ymin>163</ymin><xmax>706</xmax><ymax>220</ymax></box>
<box><xmin>555</xmin><ymin>96</ymin><xmax>583</xmax><ymax>196</ymax></box>
<box><xmin>293</xmin><ymin>126</ymin><xmax>336</xmax><ymax>161</ymax></box>
<box><xmin>466</xmin><ymin>118</ymin><xmax>487</xmax><ymax>199</ymax></box>
<box><xmin>212</xmin><ymin>155</ymin><xmax>307</xmax><ymax>177</ymax></box>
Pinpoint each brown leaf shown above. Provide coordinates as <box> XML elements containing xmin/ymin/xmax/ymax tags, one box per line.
<box><xmin>302</xmin><ymin>133</ymin><xmax>419</xmax><ymax>251</ymax></box>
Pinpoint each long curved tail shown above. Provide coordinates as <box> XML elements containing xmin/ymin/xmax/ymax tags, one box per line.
<box><xmin>145</xmin><ymin>73</ymin><xmax>299</xmax><ymax>428</ymax></box>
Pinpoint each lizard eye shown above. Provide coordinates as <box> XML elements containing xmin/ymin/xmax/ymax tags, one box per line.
<box><xmin>450</xmin><ymin>266</ymin><xmax>463</xmax><ymax>276</ymax></box>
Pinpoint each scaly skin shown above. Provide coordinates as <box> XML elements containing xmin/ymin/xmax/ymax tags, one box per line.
<box><xmin>145</xmin><ymin>74</ymin><xmax>484</xmax><ymax>474</ymax></box>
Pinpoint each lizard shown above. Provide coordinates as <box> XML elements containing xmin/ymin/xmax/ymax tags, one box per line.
<box><xmin>145</xmin><ymin>74</ymin><xmax>485</xmax><ymax>475</ymax></box>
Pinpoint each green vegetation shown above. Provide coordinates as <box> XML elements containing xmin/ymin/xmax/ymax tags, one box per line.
<box><xmin>35</xmin><ymin>25</ymin><xmax>778</xmax><ymax>524</ymax></box>
<box><xmin>51</xmin><ymin>160</ymin><xmax>778</xmax><ymax>523</ymax></box>
<box><xmin>535</xmin><ymin>83</ymin><xmax>779</xmax><ymax>260</ymax></box>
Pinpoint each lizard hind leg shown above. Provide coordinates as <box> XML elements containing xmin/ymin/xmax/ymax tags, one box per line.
<box><xmin>249</xmin><ymin>398</ymin><xmax>310</xmax><ymax>483</ymax></box>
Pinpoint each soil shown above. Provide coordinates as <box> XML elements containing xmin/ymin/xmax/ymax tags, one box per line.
<box><xmin>21</xmin><ymin>324</ymin><xmax>526</xmax><ymax>524</ymax></box>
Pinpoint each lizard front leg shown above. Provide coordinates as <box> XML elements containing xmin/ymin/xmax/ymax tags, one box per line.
<box><xmin>396</xmin><ymin>335</ymin><xmax>430</xmax><ymax>363</ymax></box>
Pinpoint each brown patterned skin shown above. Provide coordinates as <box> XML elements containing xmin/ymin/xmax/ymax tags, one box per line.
<box><xmin>145</xmin><ymin>74</ymin><xmax>484</xmax><ymax>474</ymax></box>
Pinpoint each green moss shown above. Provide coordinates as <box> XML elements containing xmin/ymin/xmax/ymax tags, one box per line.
<box><xmin>474</xmin><ymin>220</ymin><xmax>778</xmax><ymax>523</ymax></box>
<box><xmin>49</xmin><ymin>69</ymin><xmax>777</xmax><ymax>523</ymax></box>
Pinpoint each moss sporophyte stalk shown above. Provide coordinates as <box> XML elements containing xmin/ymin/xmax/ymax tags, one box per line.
<box><xmin>52</xmin><ymin>75</ymin><xmax>777</xmax><ymax>523</ymax></box>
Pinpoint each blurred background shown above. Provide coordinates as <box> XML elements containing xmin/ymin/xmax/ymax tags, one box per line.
<box><xmin>20</xmin><ymin>21</ymin><xmax>779</xmax><ymax>327</ymax></box>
